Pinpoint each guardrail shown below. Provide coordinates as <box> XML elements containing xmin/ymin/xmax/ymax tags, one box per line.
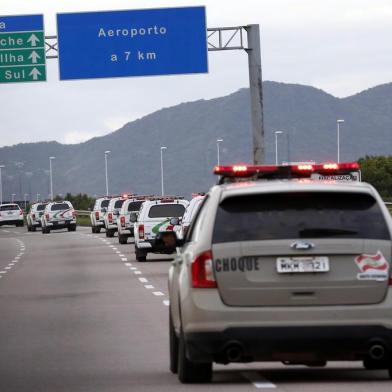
<box><xmin>75</xmin><ymin>210</ymin><xmax>91</xmax><ymax>216</ymax></box>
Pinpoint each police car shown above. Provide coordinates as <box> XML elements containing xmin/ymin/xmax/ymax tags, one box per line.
<box><xmin>90</xmin><ymin>197</ymin><xmax>111</xmax><ymax>233</ymax></box>
<box><xmin>26</xmin><ymin>202</ymin><xmax>47</xmax><ymax>231</ymax></box>
<box><xmin>41</xmin><ymin>201</ymin><xmax>76</xmax><ymax>234</ymax></box>
<box><xmin>133</xmin><ymin>197</ymin><xmax>189</xmax><ymax>261</ymax></box>
<box><xmin>159</xmin><ymin>162</ymin><xmax>392</xmax><ymax>383</ymax></box>
<box><xmin>104</xmin><ymin>194</ymin><xmax>133</xmax><ymax>237</ymax></box>
<box><xmin>172</xmin><ymin>194</ymin><xmax>206</xmax><ymax>240</ymax></box>
<box><xmin>117</xmin><ymin>196</ymin><xmax>152</xmax><ymax>244</ymax></box>
<box><xmin>0</xmin><ymin>203</ymin><xmax>24</xmax><ymax>227</ymax></box>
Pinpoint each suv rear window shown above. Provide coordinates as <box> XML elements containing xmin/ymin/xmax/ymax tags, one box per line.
<box><xmin>101</xmin><ymin>199</ymin><xmax>110</xmax><ymax>208</ymax></box>
<box><xmin>36</xmin><ymin>204</ymin><xmax>46</xmax><ymax>211</ymax></box>
<box><xmin>114</xmin><ymin>200</ymin><xmax>125</xmax><ymax>209</ymax></box>
<box><xmin>0</xmin><ymin>205</ymin><xmax>19</xmax><ymax>211</ymax></box>
<box><xmin>128</xmin><ymin>201</ymin><xmax>143</xmax><ymax>212</ymax></box>
<box><xmin>213</xmin><ymin>192</ymin><xmax>390</xmax><ymax>243</ymax></box>
<box><xmin>51</xmin><ymin>203</ymin><xmax>70</xmax><ymax>211</ymax></box>
<box><xmin>148</xmin><ymin>204</ymin><xmax>185</xmax><ymax>218</ymax></box>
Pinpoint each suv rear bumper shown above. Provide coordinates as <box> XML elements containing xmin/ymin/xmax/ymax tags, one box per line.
<box><xmin>185</xmin><ymin>325</ymin><xmax>392</xmax><ymax>363</ymax></box>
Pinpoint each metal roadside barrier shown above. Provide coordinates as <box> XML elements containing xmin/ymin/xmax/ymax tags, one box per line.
<box><xmin>75</xmin><ymin>210</ymin><xmax>91</xmax><ymax>216</ymax></box>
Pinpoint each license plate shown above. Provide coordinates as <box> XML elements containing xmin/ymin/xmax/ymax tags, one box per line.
<box><xmin>58</xmin><ymin>220</ymin><xmax>65</xmax><ymax>224</ymax></box>
<box><xmin>277</xmin><ymin>257</ymin><xmax>329</xmax><ymax>273</ymax></box>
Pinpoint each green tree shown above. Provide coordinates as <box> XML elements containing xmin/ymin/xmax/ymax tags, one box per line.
<box><xmin>358</xmin><ymin>156</ymin><xmax>392</xmax><ymax>200</ymax></box>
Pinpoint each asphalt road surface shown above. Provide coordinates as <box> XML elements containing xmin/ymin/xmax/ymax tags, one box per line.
<box><xmin>0</xmin><ymin>226</ymin><xmax>391</xmax><ymax>392</ymax></box>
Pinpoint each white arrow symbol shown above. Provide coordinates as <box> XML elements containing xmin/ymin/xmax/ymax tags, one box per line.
<box><xmin>29</xmin><ymin>67</ymin><xmax>41</xmax><ymax>80</ymax></box>
<box><xmin>27</xmin><ymin>34</ymin><xmax>40</xmax><ymax>47</ymax></box>
<box><xmin>28</xmin><ymin>51</ymin><xmax>41</xmax><ymax>64</ymax></box>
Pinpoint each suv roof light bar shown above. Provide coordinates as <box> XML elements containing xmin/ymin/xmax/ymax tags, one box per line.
<box><xmin>214</xmin><ymin>162</ymin><xmax>360</xmax><ymax>182</ymax></box>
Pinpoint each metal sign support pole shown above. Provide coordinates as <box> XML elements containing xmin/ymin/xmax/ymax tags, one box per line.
<box><xmin>245</xmin><ymin>24</ymin><xmax>264</xmax><ymax>164</ymax></box>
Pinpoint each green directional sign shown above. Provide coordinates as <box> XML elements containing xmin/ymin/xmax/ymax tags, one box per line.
<box><xmin>0</xmin><ymin>15</ymin><xmax>46</xmax><ymax>83</ymax></box>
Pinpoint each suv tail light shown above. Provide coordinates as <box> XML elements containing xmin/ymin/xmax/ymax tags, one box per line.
<box><xmin>192</xmin><ymin>250</ymin><xmax>217</xmax><ymax>288</ymax></box>
<box><xmin>108</xmin><ymin>212</ymin><xmax>112</xmax><ymax>222</ymax></box>
<box><xmin>138</xmin><ymin>224</ymin><xmax>145</xmax><ymax>240</ymax></box>
<box><xmin>72</xmin><ymin>211</ymin><xmax>76</xmax><ymax>218</ymax></box>
<box><xmin>46</xmin><ymin>213</ymin><xmax>49</xmax><ymax>220</ymax></box>
<box><xmin>32</xmin><ymin>214</ymin><xmax>35</xmax><ymax>220</ymax></box>
<box><xmin>95</xmin><ymin>211</ymin><xmax>99</xmax><ymax>219</ymax></box>
<box><xmin>120</xmin><ymin>216</ymin><xmax>125</xmax><ymax>227</ymax></box>
<box><xmin>20</xmin><ymin>210</ymin><xmax>23</xmax><ymax>215</ymax></box>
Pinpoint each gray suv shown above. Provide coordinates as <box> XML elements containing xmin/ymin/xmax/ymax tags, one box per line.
<box><xmin>164</xmin><ymin>165</ymin><xmax>392</xmax><ymax>383</ymax></box>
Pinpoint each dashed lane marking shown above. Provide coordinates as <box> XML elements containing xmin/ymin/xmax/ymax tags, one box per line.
<box><xmin>121</xmin><ymin>258</ymin><xmax>128</xmax><ymax>261</ymax></box>
<box><xmin>144</xmin><ymin>285</ymin><xmax>154</xmax><ymax>289</ymax></box>
<box><xmin>138</xmin><ymin>277</ymin><xmax>148</xmax><ymax>283</ymax></box>
<box><xmin>242</xmin><ymin>371</ymin><xmax>276</xmax><ymax>389</ymax></box>
<box><xmin>134</xmin><ymin>271</ymin><xmax>142</xmax><ymax>275</ymax></box>
<box><xmin>163</xmin><ymin>300</ymin><xmax>170</xmax><ymax>306</ymax></box>
<box><xmin>152</xmin><ymin>291</ymin><xmax>164</xmax><ymax>296</ymax></box>
<box><xmin>119</xmin><ymin>254</ymin><xmax>125</xmax><ymax>257</ymax></box>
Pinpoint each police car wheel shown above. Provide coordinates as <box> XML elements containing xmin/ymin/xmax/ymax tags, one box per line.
<box><xmin>107</xmin><ymin>229</ymin><xmax>115</xmax><ymax>238</ymax></box>
<box><xmin>135</xmin><ymin>247</ymin><xmax>147</xmax><ymax>262</ymax></box>
<box><xmin>91</xmin><ymin>227</ymin><xmax>96</xmax><ymax>233</ymax></box>
<box><xmin>388</xmin><ymin>364</ymin><xmax>392</xmax><ymax>379</ymax></box>
<box><xmin>96</xmin><ymin>227</ymin><xmax>101</xmax><ymax>233</ymax></box>
<box><xmin>119</xmin><ymin>235</ymin><xmax>127</xmax><ymax>244</ymax></box>
<box><xmin>177</xmin><ymin>331</ymin><xmax>212</xmax><ymax>383</ymax></box>
<box><xmin>31</xmin><ymin>226</ymin><xmax>36</xmax><ymax>232</ymax></box>
<box><xmin>169</xmin><ymin>310</ymin><xmax>179</xmax><ymax>374</ymax></box>
<box><xmin>27</xmin><ymin>225</ymin><xmax>31</xmax><ymax>232</ymax></box>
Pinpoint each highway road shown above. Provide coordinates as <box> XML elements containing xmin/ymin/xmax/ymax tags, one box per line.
<box><xmin>0</xmin><ymin>226</ymin><xmax>391</xmax><ymax>391</ymax></box>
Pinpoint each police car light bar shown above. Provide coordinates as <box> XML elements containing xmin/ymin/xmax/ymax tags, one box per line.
<box><xmin>214</xmin><ymin>162</ymin><xmax>360</xmax><ymax>179</ymax></box>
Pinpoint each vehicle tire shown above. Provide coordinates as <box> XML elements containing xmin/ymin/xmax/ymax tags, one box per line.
<box><xmin>135</xmin><ymin>246</ymin><xmax>147</xmax><ymax>262</ymax></box>
<box><xmin>107</xmin><ymin>229</ymin><xmax>114</xmax><ymax>238</ymax></box>
<box><xmin>96</xmin><ymin>227</ymin><xmax>101</xmax><ymax>233</ymax></box>
<box><xmin>91</xmin><ymin>226</ymin><xmax>96</xmax><ymax>233</ymax></box>
<box><xmin>105</xmin><ymin>230</ymin><xmax>109</xmax><ymax>237</ymax></box>
<box><xmin>363</xmin><ymin>358</ymin><xmax>388</xmax><ymax>370</ymax></box>
<box><xmin>177</xmin><ymin>331</ymin><xmax>212</xmax><ymax>383</ymax></box>
<box><xmin>31</xmin><ymin>226</ymin><xmax>36</xmax><ymax>232</ymax></box>
<box><xmin>27</xmin><ymin>225</ymin><xmax>31</xmax><ymax>232</ymax></box>
<box><xmin>119</xmin><ymin>234</ymin><xmax>127</xmax><ymax>244</ymax></box>
<box><xmin>169</xmin><ymin>310</ymin><xmax>179</xmax><ymax>374</ymax></box>
<box><xmin>42</xmin><ymin>227</ymin><xmax>49</xmax><ymax>234</ymax></box>
<box><xmin>388</xmin><ymin>364</ymin><xmax>392</xmax><ymax>379</ymax></box>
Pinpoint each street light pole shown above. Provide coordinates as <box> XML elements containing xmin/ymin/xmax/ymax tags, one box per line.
<box><xmin>37</xmin><ymin>193</ymin><xmax>40</xmax><ymax>202</ymax></box>
<box><xmin>49</xmin><ymin>156</ymin><xmax>55</xmax><ymax>201</ymax></box>
<box><xmin>104</xmin><ymin>150</ymin><xmax>111</xmax><ymax>196</ymax></box>
<box><xmin>274</xmin><ymin>131</ymin><xmax>283</xmax><ymax>165</ymax></box>
<box><xmin>24</xmin><ymin>193</ymin><xmax>28</xmax><ymax>210</ymax></box>
<box><xmin>216</xmin><ymin>139</ymin><xmax>223</xmax><ymax>166</ymax></box>
<box><xmin>337</xmin><ymin>119</ymin><xmax>344</xmax><ymax>163</ymax></box>
<box><xmin>0</xmin><ymin>165</ymin><xmax>4</xmax><ymax>205</ymax></box>
<box><xmin>160</xmin><ymin>146</ymin><xmax>167</xmax><ymax>196</ymax></box>
<box><xmin>11</xmin><ymin>193</ymin><xmax>16</xmax><ymax>203</ymax></box>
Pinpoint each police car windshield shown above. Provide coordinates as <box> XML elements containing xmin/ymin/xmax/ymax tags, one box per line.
<box><xmin>51</xmin><ymin>203</ymin><xmax>70</xmax><ymax>211</ymax></box>
<box><xmin>0</xmin><ymin>205</ymin><xmax>19</xmax><ymax>211</ymax></box>
<box><xmin>148</xmin><ymin>204</ymin><xmax>185</xmax><ymax>218</ymax></box>
<box><xmin>213</xmin><ymin>192</ymin><xmax>390</xmax><ymax>242</ymax></box>
<box><xmin>128</xmin><ymin>201</ymin><xmax>143</xmax><ymax>212</ymax></box>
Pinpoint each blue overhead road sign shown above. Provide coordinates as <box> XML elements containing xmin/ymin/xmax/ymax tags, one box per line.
<box><xmin>57</xmin><ymin>7</ymin><xmax>208</xmax><ymax>80</ymax></box>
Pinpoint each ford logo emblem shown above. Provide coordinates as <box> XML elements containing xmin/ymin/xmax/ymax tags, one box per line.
<box><xmin>291</xmin><ymin>241</ymin><xmax>314</xmax><ymax>250</ymax></box>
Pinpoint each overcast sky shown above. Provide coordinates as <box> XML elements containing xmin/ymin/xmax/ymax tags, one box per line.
<box><xmin>1</xmin><ymin>0</ymin><xmax>391</xmax><ymax>147</ymax></box>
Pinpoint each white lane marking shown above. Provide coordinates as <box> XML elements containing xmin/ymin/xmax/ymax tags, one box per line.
<box><xmin>124</xmin><ymin>263</ymin><xmax>132</xmax><ymax>267</ymax></box>
<box><xmin>153</xmin><ymin>291</ymin><xmax>164</xmax><ymax>296</ymax></box>
<box><xmin>144</xmin><ymin>285</ymin><xmax>154</xmax><ymax>289</ymax></box>
<box><xmin>3</xmin><ymin>230</ymin><xmax>10</xmax><ymax>233</ymax></box>
<box><xmin>15</xmin><ymin>256</ymin><xmax>20</xmax><ymax>260</ymax></box>
<box><xmin>139</xmin><ymin>277</ymin><xmax>148</xmax><ymax>283</ymax></box>
<box><xmin>5</xmin><ymin>266</ymin><xmax>11</xmax><ymax>270</ymax></box>
<box><xmin>119</xmin><ymin>254</ymin><xmax>125</xmax><ymax>257</ymax></box>
<box><xmin>109</xmin><ymin>245</ymin><xmax>115</xmax><ymax>248</ymax></box>
<box><xmin>112</xmin><ymin>247</ymin><xmax>118</xmax><ymax>251</ymax></box>
<box><xmin>13</xmin><ymin>260</ymin><xmax>18</xmax><ymax>263</ymax></box>
<box><xmin>121</xmin><ymin>258</ymin><xmax>128</xmax><ymax>261</ymax></box>
<box><xmin>134</xmin><ymin>271</ymin><xmax>142</xmax><ymax>275</ymax></box>
<box><xmin>163</xmin><ymin>300</ymin><xmax>170</xmax><ymax>306</ymax></box>
<box><xmin>130</xmin><ymin>267</ymin><xmax>137</xmax><ymax>270</ymax></box>
<box><xmin>0</xmin><ymin>271</ymin><xmax>7</xmax><ymax>274</ymax></box>
<box><xmin>242</xmin><ymin>371</ymin><xmax>276</xmax><ymax>389</ymax></box>
<box><xmin>115</xmin><ymin>251</ymin><xmax>121</xmax><ymax>254</ymax></box>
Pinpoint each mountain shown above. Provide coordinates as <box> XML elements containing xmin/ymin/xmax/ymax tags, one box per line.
<box><xmin>1</xmin><ymin>81</ymin><xmax>392</xmax><ymax>201</ymax></box>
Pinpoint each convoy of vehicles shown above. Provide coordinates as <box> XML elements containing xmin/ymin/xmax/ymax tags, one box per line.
<box><xmin>4</xmin><ymin>160</ymin><xmax>391</xmax><ymax>383</ymax></box>
<box><xmin>0</xmin><ymin>203</ymin><xmax>24</xmax><ymax>227</ymax></box>
<box><xmin>41</xmin><ymin>201</ymin><xmax>77</xmax><ymax>234</ymax></box>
